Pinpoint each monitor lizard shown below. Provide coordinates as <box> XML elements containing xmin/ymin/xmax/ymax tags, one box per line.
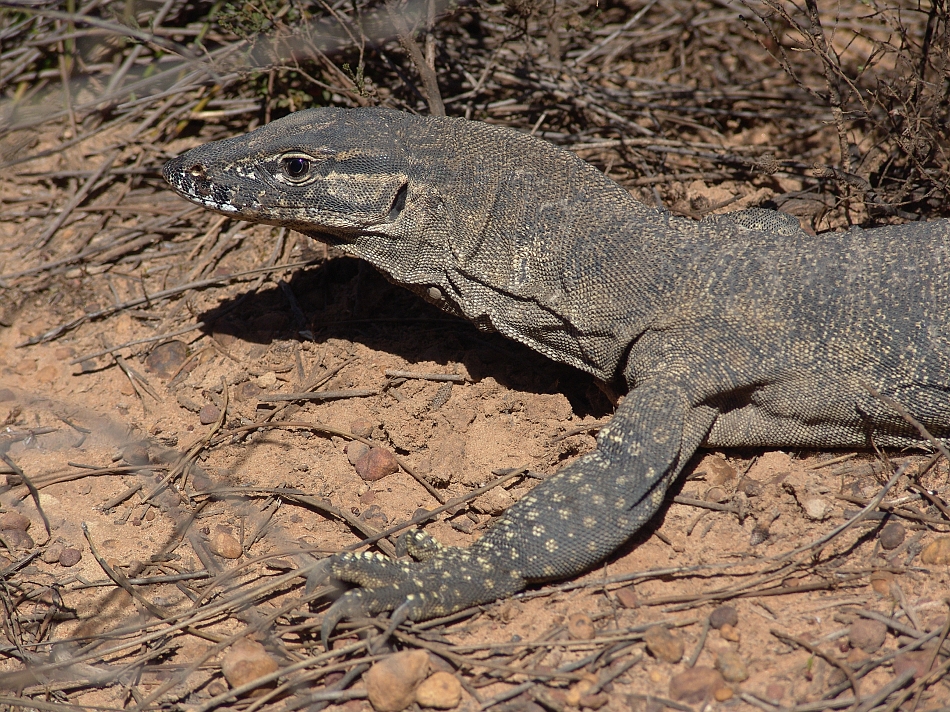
<box><xmin>163</xmin><ymin>107</ymin><xmax>950</xmax><ymax>642</ymax></box>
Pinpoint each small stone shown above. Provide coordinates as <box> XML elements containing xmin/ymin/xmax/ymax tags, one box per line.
<box><xmin>472</xmin><ymin>486</ymin><xmax>515</xmax><ymax>515</ymax></box>
<box><xmin>121</xmin><ymin>442</ymin><xmax>150</xmax><ymax>466</ymax></box>
<box><xmin>893</xmin><ymin>649</ymin><xmax>938</xmax><ymax>679</ymax></box>
<box><xmin>705</xmin><ymin>455</ymin><xmax>737</xmax><ymax>485</ymax></box>
<box><xmin>704</xmin><ymin>486</ymin><xmax>728</xmax><ymax>503</ymax></box>
<box><xmin>349</xmin><ymin>419</ymin><xmax>374</xmax><ymax>438</ymax></box>
<box><xmin>567</xmin><ymin>613</ymin><xmax>594</xmax><ymax>640</ymax></box>
<box><xmin>365</xmin><ymin>649</ymin><xmax>429</xmax><ymax>712</ymax></box>
<box><xmin>346</xmin><ymin>441</ymin><xmax>370</xmax><ymax>465</ymax></box>
<box><xmin>715</xmin><ymin>651</ymin><xmax>749</xmax><ymax>682</ymax></box>
<box><xmin>59</xmin><ymin>547</ymin><xmax>82</xmax><ymax>567</ymax></box>
<box><xmin>359</xmin><ymin>505</ymin><xmax>389</xmax><ymax>530</ymax></box>
<box><xmin>920</xmin><ymin>537</ymin><xmax>950</xmax><ymax>564</ymax></box>
<box><xmin>669</xmin><ymin>667</ymin><xmax>727</xmax><ymax>704</ymax></box>
<box><xmin>0</xmin><ymin>388</ymin><xmax>14</xmax><ymax>402</ymax></box>
<box><xmin>644</xmin><ymin>625</ymin><xmax>684</xmax><ymax>663</ymax></box>
<box><xmin>764</xmin><ymin>683</ymin><xmax>786</xmax><ymax>702</ymax></box>
<box><xmin>54</xmin><ymin>346</ymin><xmax>75</xmax><ymax>360</ymax></box>
<box><xmin>177</xmin><ymin>392</ymin><xmax>203</xmax><ymax>412</ymax></box>
<box><xmin>209</xmin><ymin>532</ymin><xmax>242</xmax><ymax>559</ymax></box>
<box><xmin>0</xmin><ymin>512</ymin><xmax>31</xmax><ymax>531</ymax></box>
<box><xmin>846</xmin><ymin>647</ymin><xmax>870</xmax><ymax>665</ymax></box>
<box><xmin>146</xmin><ymin>340</ymin><xmax>189</xmax><ymax>378</ymax></box>
<box><xmin>614</xmin><ymin>585</ymin><xmax>638</xmax><ymax>608</ymax></box>
<box><xmin>14</xmin><ymin>359</ymin><xmax>37</xmax><ymax>375</ymax></box>
<box><xmin>415</xmin><ymin>671</ymin><xmax>461</xmax><ymax>709</ymax></box>
<box><xmin>870</xmin><ymin>571</ymin><xmax>894</xmax><ymax>595</ymax></box>
<box><xmin>256</xmin><ymin>371</ymin><xmax>278</xmax><ymax>389</ymax></box>
<box><xmin>1</xmin><ymin>529</ymin><xmax>34</xmax><ymax>549</ymax></box>
<box><xmin>719</xmin><ymin>623</ymin><xmax>740</xmax><ymax>642</ymax></box>
<box><xmin>199</xmin><ymin>404</ymin><xmax>221</xmax><ymax>425</ymax></box>
<box><xmin>709</xmin><ymin>605</ymin><xmax>738</xmax><ymax>629</ymax></box>
<box><xmin>714</xmin><ymin>686</ymin><xmax>734</xmax><ymax>701</ymax></box>
<box><xmin>879</xmin><ymin>522</ymin><xmax>906</xmax><ymax>550</ymax></box>
<box><xmin>802</xmin><ymin>496</ymin><xmax>833</xmax><ymax>520</ymax></box>
<box><xmin>579</xmin><ymin>693</ymin><xmax>610</xmax><ymax>709</ymax></box>
<box><xmin>41</xmin><ymin>543</ymin><xmax>64</xmax><ymax>564</ymax></box>
<box><xmin>206</xmin><ymin>681</ymin><xmax>227</xmax><ymax>697</ymax></box>
<box><xmin>738</xmin><ymin>476</ymin><xmax>763</xmax><ymax>497</ymax></box>
<box><xmin>564</xmin><ymin>673</ymin><xmax>597</xmax><ymax>706</ymax></box>
<box><xmin>236</xmin><ymin>381</ymin><xmax>262</xmax><ymax>402</ymax></box>
<box><xmin>221</xmin><ymin>639</ymin><xmax>279</xmax><ymax>695</ymax></box>
<box><xmin>849</xmin><ymin>618</ymin><xmax>887</xmax><ymax>653</ymax></box>
<box><xmin>35</xmin><ymin>364</ymin><xmax>59</xmax><ymax>383</ymax></box>
<box><xmin>355</xmin><ymin>447</ymin><xmax>400</xmax><ymax>482</ymax></box>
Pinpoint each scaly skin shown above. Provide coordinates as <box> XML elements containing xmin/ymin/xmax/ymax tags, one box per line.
<box><xmin>164</xmin><ymin>107</ymin><xmax>950</xmax><ymax>638</ymax></box>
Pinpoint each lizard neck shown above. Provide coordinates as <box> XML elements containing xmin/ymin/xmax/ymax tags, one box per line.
<box><xmin>401</xmin><ymin>116</ymin><xmax>699</xmax><ymax>381</ymax></box>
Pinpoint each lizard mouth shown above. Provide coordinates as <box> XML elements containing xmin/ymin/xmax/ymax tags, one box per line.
<box><xmin>163</xmin><ymin>155</ymin><xmax>262</xmax><ymax>216</ymax></box>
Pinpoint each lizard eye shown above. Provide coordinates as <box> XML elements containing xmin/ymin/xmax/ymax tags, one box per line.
<box><xmin>281</xmin><ymin>155</ymin><xmax>312</xmax><ymax>182</ymax></box>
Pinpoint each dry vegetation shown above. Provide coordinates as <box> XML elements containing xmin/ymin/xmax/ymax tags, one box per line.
<box><xmin>0</xmin><ymin>1</ymin><xmax>949</xmax><ymax>711</ymax></box>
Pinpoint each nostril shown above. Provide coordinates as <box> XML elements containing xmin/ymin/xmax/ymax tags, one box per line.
<box><xmin>189</xmin><ymin>164</ymin><xmax>207</xmax><ymax>179</ymax></box>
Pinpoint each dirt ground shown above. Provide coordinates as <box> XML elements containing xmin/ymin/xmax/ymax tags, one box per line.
<box><xmin>1</xmin><ymin>1</ymin><xmax>950</xmax><ymax>710</ymax></box>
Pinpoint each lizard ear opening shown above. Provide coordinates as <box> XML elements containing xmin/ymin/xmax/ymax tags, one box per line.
<box><xmin>388</xmin><ymin>182</ymin><xmax>408</xmax><ymax>221</ymax></box>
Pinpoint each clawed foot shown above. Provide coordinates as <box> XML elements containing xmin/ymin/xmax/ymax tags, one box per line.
<box><xmin>317</xmin><ymin>530</ymin><xmax>524</xmax><ymax>648</ymax></box>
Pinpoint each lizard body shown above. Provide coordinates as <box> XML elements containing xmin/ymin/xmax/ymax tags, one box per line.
<box><xmin>164</xmin><ymin>107</ymin><xmax>950</xmax><ymax>636</ymax></box>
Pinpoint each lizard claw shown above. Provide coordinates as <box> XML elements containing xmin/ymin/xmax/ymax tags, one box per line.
<box><xmin>318</xmin><ymin>537</ymin><xmax>527</xmax><ymax>648</ymax></box>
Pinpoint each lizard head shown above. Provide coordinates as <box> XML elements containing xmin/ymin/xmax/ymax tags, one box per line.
<box><xmin>162</xmin><ymin>107</ymin><xmax>413</xmax><ymax>240</ymax></box>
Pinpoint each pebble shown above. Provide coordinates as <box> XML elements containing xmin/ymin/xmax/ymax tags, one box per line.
<box><xmin>54</xmin><ymin>346</ymin><xmax>75</xmax><ymax>360</ymax></box>
<box><xmin>199</xmin><ymin>404</ymin><xmax>221</xmax><ymax>425</ymax></box>
<box><xmin>415</xmin><ymin>671</ymin><xmax>461</xmax><ymax>709</ymax></box>
<box><xmin>920</xmin><ymin>537</ymin><xmax>950</xmax><ymax>565</ymax></box>
<box><xmin>879</xmin><ymin>521</ymin><xmax>905</xmax><ymax>550</ymax></box>
<box><xmin>121</xmin><ymin>442</ymin><xmax>150</xmax><ymax>466</ymax></box>
<box><xmin>705</xmin><ymin>455</ymin><xmax>737</xmax><ymax>485</ymax></box>
<box><xmin>355</xmin><ymin>447</ymin><xmax>400</xmax><ymax>482</ymax></box>
<box><xmin>256</xmin><ymin>371</ymin><xmax>278</xmax><ymax>389</ymax></box>
<box><xmin>849</xmin><ymin>618</ymin><xmax>887</xmax><ymax>653</ymax></box>
<box><xmin>42</xmin><ymin>543</ymin><xmax>64</xmax><ymax>564</ymax></box>
<box><xmin>473</xmin><ymin>486</ymin><xmax>515</xmax><ymax>515</ymax></box>
<box><xmin>364</xmin><ymin>649</ymin><xmax>429</xmax><ymax>712</ymax></box>
<box><xmin>567</xmin><ymin>613</ymin><xmax>595</xmax><ymax>640</ymax></box>
<box><xmin>738</xmin><ymin>476</ymin><xmax>763</xmax><ymax>497</ymax></box>
<box><xmin>764</xmin><ymin>682</ymin><xmax>786</xmax><ymax>702</ymax></box>
<box><xmin>719</xmin><ymin>623</ymin><xmax>740</xmax><ymax>642</ymax></box>
<box><xmin>346</xmin><ymin>441</ymin><xmax>370</xmax><ymax>465</ymax></box>
<box><xmin>709</xmin><ymin>605</ymin><xmax>738</xmax><ymax>629</ymax></box>
<box><xmin>614</xmin><ymin>585</ymin><xmax>638</xmax><ymax>608</ymax></box>
<box><xmin>0</xmin><ymin>388</ymin><xmax>14</xmax><ymax>402</ymax></box>
<box><xmin>893</xmin><ymin>649</ymin><xmax>938</xmax><ymax>679</ymax></box>
<box><xmin>221</xmin><ymin>639</ymin><xmax>279</xmax><ymax>694</ymax></box>
<box><xmin>0</xmin><ymin>512</ymin><xmax>31</xmax><ymax>531</ymax></box>
<box><xmin>146</xmin><ymin>340</ymin><xmax>189</xmax><ymax>378</ymax></box>
<box><xmin>802</xmin><ymin>496</ymin><xmax>833</xmax><ymax>520</ymax></box>
<box><xmin>704</xmin><ymin>486</ymin><xmax>728</xmax><ymax>503</ymax></box>
<box><xmin>715</xmin><ymin>651</ymin><xmax>749</xmax><ymax>682</ymax></box>
<box><xmin>669</xmin><ymin>667</ymin><xmax>728</xmax><ymax>704</ymax></box>
<box><xmin>564</xmin><ymin>673</ymin><xmax>597</xmax><ymax>707</ymax></box>
<box><xmin>644</xmin><ymin>625</ymin><xmax>684</xmax><ymax>663</ymax></box>
<box><xmin>870</xmin><ymin>570</ymin><xmax>895</xmax><ymax>595</ymax></box>
<box><xmin>36</xmin><ymin>364</ymin><xmax>59</xmax><ymax>383</ymax></box>
<box><xmin>578</xmin><ymin>693</ymin><xmax>609</xmax><ymax>709</ymax></box>
<box><xmin>59</xmin><ymin>547</ymin><xmax>82</xmax><ymax>567</ymax></box>
<box><xmin>14</xmin><ymin>359</ymin><xmax>37</xmax><ymax>375</ymax></box>
<box><xmin>236</xmin><ymin>381</ymin><xmax>262</xmax><ymax>402</ymax></box>
<box><xmin>349</xmin><ymin>419</ymin><xmax>374</xmax><ymax>438</ymax></box>
<box><xmin>2</xmin><ymin>529</ymin><xmax>34</xmax><ymax>549</ymax></box>
<box><xmin>209</xmin><ymin>532</ymin><xmax>242</xmax><ymax>559</ymax></box>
